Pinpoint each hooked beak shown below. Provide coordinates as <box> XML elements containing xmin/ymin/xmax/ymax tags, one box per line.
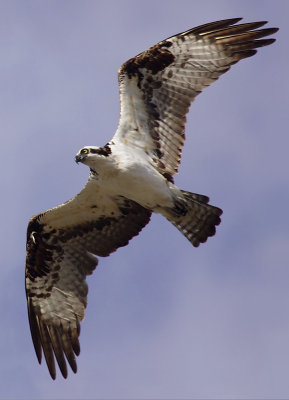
<box><xmin>75</xmin><ymin>154</ymin><xmax>86</xmax><ymax>164</ymax></box>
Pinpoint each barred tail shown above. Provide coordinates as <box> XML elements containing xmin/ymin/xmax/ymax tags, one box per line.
<box><xmin>166</xmin><ymin>190</ymin><xmax>222</xmax><ymax>247</ymax></box>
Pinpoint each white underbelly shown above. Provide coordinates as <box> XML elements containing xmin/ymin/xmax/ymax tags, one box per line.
<box><xmin>100</xmin><ymin>162</ymin><xmax>174</xmax><ymax>209</ymax></box>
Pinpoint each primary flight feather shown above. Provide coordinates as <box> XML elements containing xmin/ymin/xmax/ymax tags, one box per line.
<box><xmin>25</xmin><ymin>18</ymin><xmax>278</xmax><ymax>379</ymax></box>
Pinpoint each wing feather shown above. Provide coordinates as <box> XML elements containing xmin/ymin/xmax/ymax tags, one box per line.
<box><xmin>47</xmin><ymin>325</ymin><xmax>68</xmax><ymax>378</ymax></box>
<box><xmin>38</xmin><ymin>318</ymin><xmax>57</xmax><ymax>379</ymax></box>
<box><xmin>114</xmin><ymin>18</ymin><xmax>278</xmax><ymax>181</ymax></box>
<box><xmin>26</xmin><ymin>180</ymin><xmax>151</xmax><ymax>379</ymax></box>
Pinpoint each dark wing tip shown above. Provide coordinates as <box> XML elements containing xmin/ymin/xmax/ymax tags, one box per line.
<box><xmin>254</xmin><ymin>38</ymin><xmax>277</xmax><ymax>47</ymax></box>
<box><xmin>187</xmin><ymin>17</ymin><xmax>243</xmax><ymax>35</ymax></box>
<box><xmin>47</xmin><ymin>324</ymin><xmax>80</xmax><ymax>379</ymax></box>
<box><xmin>27</xmin><ymin>298</ymin><xmax>80</xmax><ymax>379</ymax></box>
<box><xmin>208</xmin><ymin>20</ymin><xmax>278</xmax><ymax>62</ymax></box>
<box><xmin>255</xmin><ymin>27</ymin><xmax>279</xmax><ymax>37</ymax></box>
<box><xmin>27</xmin><ymin>300</ymin><xmax>43</xmax><ymax>365</ymax></box>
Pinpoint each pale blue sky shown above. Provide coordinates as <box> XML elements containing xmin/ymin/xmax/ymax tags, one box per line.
<box><xmin>0</xmin><ymin>1</ymin><xmax>288</xmax><ymax>398</ymax></box>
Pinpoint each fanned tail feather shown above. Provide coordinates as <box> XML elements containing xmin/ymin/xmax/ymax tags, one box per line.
<box><xmin>167</xmin><ymin>190</ymin><xmax>222</xmax><ymax>247</ymax></box>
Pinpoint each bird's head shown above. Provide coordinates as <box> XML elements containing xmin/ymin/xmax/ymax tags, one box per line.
<box><xmin>75</xmin><ymin>147</ymin><xmax>92</xmax><ymax>165</ymax></box>
<box><xmin>75</xmin><ymin>144</ymin><xmax>112</xmax><ymax>168</ymax></box>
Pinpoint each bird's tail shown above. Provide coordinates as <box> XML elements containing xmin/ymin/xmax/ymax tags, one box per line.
<box><xmin>164</xmin><ymin>190</ymin><xmax>223</xmax><ymax>247</ymax></box>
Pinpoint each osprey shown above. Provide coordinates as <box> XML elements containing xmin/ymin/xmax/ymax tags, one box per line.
<box><xmin>25</xmin><ymin>18</ymin><xmax>278</xmax><ymax>379</ymax></box>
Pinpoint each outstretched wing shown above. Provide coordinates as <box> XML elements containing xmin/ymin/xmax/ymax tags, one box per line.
<box><xmin>25</xmin><ymin>179</ymin><xmax>151</xmax><ymax>379</ymax></box>
<box><xmin>113</xmin><ymin>18</ymin><xmax>278</xmax><ymax>182</ymax></box>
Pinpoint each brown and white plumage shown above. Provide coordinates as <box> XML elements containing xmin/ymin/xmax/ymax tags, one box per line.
<box><xmin>25</xmin><ymin>18</ymin><xmax>278</xmax><ymax>379</ymax></box>
<box><xmin>26</xmin><ymin>181</ymin><xmax>151</xmax><ymax>379</ymax></box>
<box><xmin>115</xmin><ymin>18</ymin><xmax>277</xmax><ymax>181</ymax></box>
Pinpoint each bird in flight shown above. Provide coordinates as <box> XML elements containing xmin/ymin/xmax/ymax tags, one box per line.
<box><xmin>25</xmin><ymin>18</ymin><xmax>278</xmax><ymax>379</ymax></box>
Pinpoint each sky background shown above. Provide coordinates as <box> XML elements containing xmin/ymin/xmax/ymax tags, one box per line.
<box><xmin>0</xmin><ymin>1</ymin><xmax>287</xmax><ymax>399</ymax></box>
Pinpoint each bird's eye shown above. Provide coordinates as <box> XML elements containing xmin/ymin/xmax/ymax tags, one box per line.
<box><xmin>81</xmin><ymin>148</ymin><xmax>89</xmax><ymax>155</ymax></box>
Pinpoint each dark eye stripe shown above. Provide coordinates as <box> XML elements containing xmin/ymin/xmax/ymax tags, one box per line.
<box><xmin>90</xmin><ymin>144</ymin><xmax>111</xmax><ymax>157</ymax></box>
